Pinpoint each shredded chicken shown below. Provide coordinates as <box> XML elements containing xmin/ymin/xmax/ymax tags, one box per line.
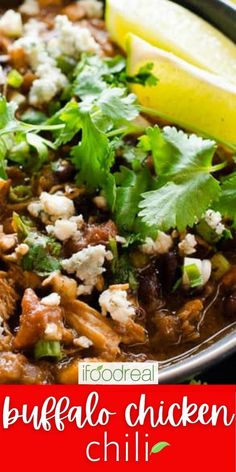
<box><xmin>0</xmin><ymin>352</ymin><xmax>52</xmax><ymax>384</ymax></box>
<box><xmin>0</xmin><ymin>273</ymin><xmax>18</xmax><ymax>320</ymax></box>
<box><xmin>64</xmin><ymin>299</ymin><xmax>121</xmax><ymax>357</ymax></box>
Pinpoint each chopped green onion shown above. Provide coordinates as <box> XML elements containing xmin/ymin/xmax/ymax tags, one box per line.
<box><xmin>34</xmin><ymin>340</ymin><xmax>62</xmax><ymax>360</ymax></box>
<box><xmin>57</xmin><ymin>55</ymin><xmax>76</xmax><ymax>74</ymax></box>
<box><xmin>183</xmin><ymin>263</ymin><xmax>203</xmax><ymax>288</ymax></box>
<box><xmin>211</xmin><ymin>253</ymin><xmax>230</xmax><ymax>281</ymax></box>
<box><xmin>12</xmin><ymin>212</ymin><xmax>31</xmax><ymax>239</ymax></box>
<box><xmin>196</xmin><ymin>220</ymin><xmax>221</xmax><ymax>244</ymax></box>
<box><xmin>7</xmin><ymin>69</ymin><xmax>23</xmax><ymax>89</ymax></box>
<box><xmin>128</xmin><ymin>271</ymin><xmax>139</xmax><ymax>291</ymax></box>
<box><xmin>9</xmin><ymin>185</ymin><xmax>32</xmax><ymax>203</ymax></box>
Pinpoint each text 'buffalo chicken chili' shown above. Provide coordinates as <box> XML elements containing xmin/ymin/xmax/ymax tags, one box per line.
<box><xmin>0</xmin><ymin>0</ymin><xmax>234</xmax><ymax>383</ymax></box>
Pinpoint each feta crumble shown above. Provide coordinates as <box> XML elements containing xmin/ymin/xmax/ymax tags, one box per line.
<box><xmin>178</xmin><ymin>234</ymin><xmax>197</xmax><ymax>256</ymax></box>
<box><xmin>14</xmin><ymin>37</ymin><xmax>55</xmax><ymax>70</ymax></box>
<box><xmin>141</xmin><ymin>231</ymin><xmax>173</xmax><ymax>255</ymax></box>
<box><xmin>204</xmin><ymin>209</ymin><xmax>225</xmax><ymax>236</ymax></box>
<box><xmin>29</xmin><ymin>66</ymin><xmax>68</xmax><ymax>106</ymax></box>
<box><xmin>28</xmin><ymin>192</ymin><xmax>75</xmax><ymax>222</ymax></box>
<box><xmin>13</xmin><ymin>34</ymin><xmax>68</xmax><ymax>105</ymax></box>
<box><xmin>19</xmin><ymin>0</ymin><xmax>40</xmax><ymax>16</ymax></box>
<box><xmin>41</xmin><ymin>193</ymin><xmax>75</xmax><ymax>220</ymax></box>
<box><xmin>74</xmin><ymin>336</ymin><xmax>93</xmax><ymax>348</ymax></box>
<box><xmin>0</xmin><ymin>10</ymin><xmax>23</xmax><ymax>38</ymax></box>
<box><xmin>41</xmin><ymin>293</ymin><xmax>61</xmax><ymax>306</ymax></box>
<box><xmin>46</xmin><ymin>219</ymin><xmax>78</xmax><ymax>241</ymax></box>
<box><xmin>44</xmin><ymin>322</ymin><xmax>62</xmax><ymax>340</ymax></box>
<box><xmin>99</xmin><ymin>286</ymin><xmax>136</xmax><ymax>323</ymax></box>
<box><xmin>27</xmin><ymin>200</ymin><xmax>42</xmax><ymax>218</ymax></box>
<box><xmin>79</xmin><ymin>0</ymin><xmax>103</xmax><ymax>19</ymax></box>
<box><xmin>48</xmin><ymin>15</ymin><xmax>99</xmax><ymax>60</ymax></box>
<box><xmin>24</xmin><ymin>19</ymin><xmax>47</xmax><ymax>38</ymax></box>
<box><xmin>62</xmin><ymin>245</ymin><xmax>113</xmax><ymax>295</ymax></box>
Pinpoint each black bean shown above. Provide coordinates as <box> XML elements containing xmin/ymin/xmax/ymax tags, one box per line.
<box><xmin>138</xmin><ymin>264</ymin><xmax>164</xmax><ymax>315</ymax></box>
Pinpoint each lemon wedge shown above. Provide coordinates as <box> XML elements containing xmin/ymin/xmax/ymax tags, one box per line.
<box><xmin>106</xmin><ymin>0</ymin><xmax>236</xmax><ymax>84</ymax></box>
<box><xmin>126</xmin><ymin>34</ymin><xmax>236</xmax><ymax>147</ymax></box>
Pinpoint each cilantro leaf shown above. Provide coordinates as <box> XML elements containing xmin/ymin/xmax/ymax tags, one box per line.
<box><xmin>96</xmin><ymin>88</ymin><xmax>139</xmax><ymax>126</ymax></box>
<box><xmin>215</xmin><ymin>173</ymin><xmax>236</xmax><ymax>226</ymax></box>
<box><xmin>146</xmin><ymin>126</ymin><xmax>217</xmax><ymax>177</ymax></box>
<box><xmin>138</xmin><ymin>126</ymin><xmax>222</xmax><ymax>231</ymax></box>
<box><xmin>0</xmin><ymin>96</ymin><xmax>18</xmax><ymax>132</ymax></box>
<box><xmin>0</xmin><ymin>95</ymin><xmax>65</xmax><ymax>177</ymax></box>
<box><xmin>71</xmin><ymin>112</ymin><xmax>114</xmax><ymax>190</ymax></box>
<box><xmin>126</xmin><ymin>63</ymin><xmax>158</xmax><ymax>86</ymax></box>
<box><xmin>73</xmin><ymin>55</ymin><xmax>107</xmax><ymax>99</ymax></box>
<box><xmin>26</xmin><ymin>133</ymin><xmax>48</xmax><ymax>164</ymax></box>
<box><xmin>21</xmin><ymin>233</ymin><xmax>61</xmax><ymax>276</ymax></box>
<box><xmin>139</xmin><ymin>173</ymin><xmax>220</xmax><ymax>231</ymax></box>
<box><xmin>114</xmin><ymin>166</ymin><xmax>152</xmax><ymax>232</ymax></box>
<box><xmin>72</xmin><ymin>54</ymin><xmax>127</xmax><ymax>100</ymax></box>
<box><xmin>48</xmin><ymin>101</ymin><xmax>82</xmax><ymax>146</ymax></box>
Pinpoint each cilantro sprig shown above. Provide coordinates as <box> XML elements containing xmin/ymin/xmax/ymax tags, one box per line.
<box><xmin>138</xmin><ymin>126</ymin><xmax>226</xmax><ymax>231</ymax></box>
<box><xmin>214</xmin><ymin>172</ymin><xmax>236</xmax><ymax>226</ymax></box>
<box><xmin>0</xmin><ymin>96</ymin><xmax>64</xmax><ymax>177</ymax></box>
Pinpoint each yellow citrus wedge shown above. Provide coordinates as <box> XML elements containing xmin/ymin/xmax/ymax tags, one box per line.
<box><xmin>126</xmin><ymin>34</ymin><xmax>236</xmax><ymax>147</ymax></box>
<box><xmin>106</xmin><ymin>0</ymin><xmax>236</xmax><ymax>84</ymax></box>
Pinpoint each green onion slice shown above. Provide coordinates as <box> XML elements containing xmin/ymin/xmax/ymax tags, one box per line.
<box><xmin>34</xmin><ymin>340</ymin><xmax>62</xmax><ymax>360</ymax></box>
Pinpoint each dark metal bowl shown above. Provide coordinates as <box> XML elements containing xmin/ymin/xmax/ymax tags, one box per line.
<box><xmin>1</xmin><ymin>0</ymin><xmax>236</xmax><ymax>382</ymax></box>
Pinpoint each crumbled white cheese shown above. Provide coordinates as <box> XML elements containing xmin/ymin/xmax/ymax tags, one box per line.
<box><xmin>41</xmin><ymin>292</ymin><xmax>61</xmax><ymax>306</ymax></box>
<box><xmin>93</xmin><ymin>195</ymin><xmax>107</xmax><ymax>210</ymax></box>
<box><xmin>141</xmin><ymin>231</ymin><xmax>173</xmax><ymax>255</ymax></box>
<box><xmin>204</xmin><ymin>209</ymin><xmax>225</xmax><ymax>236</ymax></box>
<box><xmin>40</xmin><ymin>192</ymin><xmax>75</xmax><ymax>219</ymax></box>
<box><xmin>47</xmin><ymin>15</ymin><xmax>99</xmax><ymax>60</ymax></box>
<box><xmin>74</xmin><ymin>336</ymin><xmax>93</xmax><ymax>348</ymax></box>
<box><xmin>29</xmin><ymin>66</ymin><xmax>68</xmax><ymax>106</ymax></box>
<box><xmin>79</xmin><ymin>0</ymin><xmax>103</xmax><ymax>18</ymax></box>
<box><xmin>28</xmin><ymin>193</ymin><xmax>75</xmax><ymax>222</ymax></box>
<box><xmin>183</xmin><ymin>257</ymin><xmax>212</xmax><ymax>287</ymax></box>
<box><xmin>27</xmin><ymin>200</ymin><xmax>42</xmax><ymax>218</ymax></box>
<box><xmin>178</xmin><ymin>234</ymin><xmax>197</xmax><ymax>256</ymax></box>
<box><xmin>42</xmin><ymin>192</ymin><xmax>75</xmax><ymax>220</ymax></box>
<box><xmin>70</xmin><ymin>215</ymin><xmax>84</xmax><ymax>229</ymax></box>
<box><xmin>44</xmin><ymin>322</ymin><xmax>61</xmax><ymax>340</ymax></box>
<box><xmin>62</xmin><ymin>245</ymin><xmax>113</xmax><ymax>295</ymax></box>
<box><xmin>99</xmin><ymin>286</ymin><xmax>136</xmax><ymax>323</ymax></box>
<box><xmin>46</xmin><ymin>219</ymin><xmax>78</xmax><ymax>241</ymax></box>
<box><xmin>0</xmin><ymin>10</ymin><xmax>23</xmax><ymax>38</ymax></box>
<box><xmin>24</xmin><ymin>19</ymin><xmax>47</xmax><ymax>38</ymax></box>
<box><xmin>13</xmin><ymin>35</ymin><xmax>68</xmax><ymax>105</ymax></box>
<box><xmin>19</xmin><ymin>0</ymin><xmax>40</xmax><ymax>16</ymax></box>
<box><xmin>14</xmin><ymin>37</ymin><xmax>54</xmax><ymax>70</ymax></box>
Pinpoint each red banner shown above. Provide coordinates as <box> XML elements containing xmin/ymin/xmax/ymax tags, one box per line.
<box><xmin>0</xmin><ymin>385</ymin><xmax>235</xmax><ymax>471</ymax></box>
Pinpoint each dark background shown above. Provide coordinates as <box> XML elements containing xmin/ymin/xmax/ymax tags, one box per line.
<box><xmin>194</xmin><ymin>353</ymin><xmax>236</xmax><ymax>384</ymax></box>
